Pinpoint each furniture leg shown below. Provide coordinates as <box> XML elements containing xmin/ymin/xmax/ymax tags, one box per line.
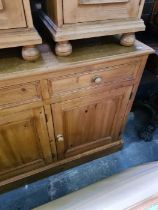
<box><xmin>55</xmin><ymin>41</ymin><xmax>72</xmax><ymax>57</ymax></box>
<box><xmin>120</xmin><ymin>33</ymin><xmax>135</xmax><ymax>47</ymax></box>
<box><xmin>22</xmin><ymin>45</ymin><xmax>40</xmax><ymax>61</ymax></box>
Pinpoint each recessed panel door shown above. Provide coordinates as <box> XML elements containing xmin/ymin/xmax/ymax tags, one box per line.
<box><xmin>0</xmin><ymin>0</ymin><xmax>26</xmax><ymax>29</ymax></box>
<box><xmin>63</xmin><ymin>0</ymin><xmax>142</xmax><ymax>24</ymax></box>
<box><xmin>52</xmin><ymin>86</ymin><xmax>133</xmax><ymax>159</ymax></box>
<box><xmin>0</xmin><ymin>107</ymin><xmax>52</xmax><ymax>181</ymax></box>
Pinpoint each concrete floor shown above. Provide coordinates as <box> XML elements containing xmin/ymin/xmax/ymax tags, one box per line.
<box><xmin>0</xmin><ymin>113</ymin><xmax>158</xmax><ymax>210</ymax></box>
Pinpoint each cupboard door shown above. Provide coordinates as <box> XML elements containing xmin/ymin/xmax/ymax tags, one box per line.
<box><xmin>52</xmin><ymin>86</ymin><xmax>133</xmax><ymax>159</ymax></box>
<box><xmin>63</xmin><ymin>0</ymin><xmax>141</xmax><ymax>24</ymax></box>
<box><xmin>0</xmin><ymin>0</ymin><xmax>26</xmax><ymax>29</ymax></box>
<box><xmin>0</xmin><ymin>107</ymin><xmax>52</xmax><ymax>181</ymax></box>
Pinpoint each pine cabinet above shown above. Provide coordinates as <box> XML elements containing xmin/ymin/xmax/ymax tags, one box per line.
<box><xmin>0</xmin><ymin>0</ymin><xmax>42</xmax><ymax>61</ymax></box>
<box><xmin>38</xmin><ymin>0</ymin><xmax>146</xmax><ymax>56</ymax></box>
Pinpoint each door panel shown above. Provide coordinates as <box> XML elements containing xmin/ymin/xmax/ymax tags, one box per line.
<box><xmin>0</xmin><ymin>107</ymin><xmax>52</xmax><ymax>181</ymax></box>
<box><xmin>63</xmin><ymin>0</ymin><xmax>141</xmax><ymax>24</ymax></box>
<box><xmin>0</xmin><ymin>0</ymin><xmax>26</xmax><ymax>29</ymax></box>
<box><xmin>52</xmin><ymin>86</ymin><xmax>133</xmax><ymax>159</ymax></box>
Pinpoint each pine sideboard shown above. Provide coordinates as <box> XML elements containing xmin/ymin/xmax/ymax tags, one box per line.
<box><xmin>37</xmin><ymin>0</ymin><xmax>146</xmax><ymax>56</ymax></box>
<box><xmin>0</xmin><ymin>0</ymin><xmax>42</xmax><ymax>61</ymax></box>
<box><xmin>0</xmin><ymin>38</ymin><xmax>154</xmax><ymax>192</ymax></box>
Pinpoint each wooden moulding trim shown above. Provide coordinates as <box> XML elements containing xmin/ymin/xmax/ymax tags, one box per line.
<box><xmin>138</xmin><ymin>0</ymin><xmax>145</xmax><ymax>19</ymax></box>
<box><xmin>39</xmin><ymin>11</ymin><xmax>145</xmax><ymax>42</ymax></box>
<box><xmin>22</xmin><ymin>0</ymin><xmax>34</xmax><ymax>28</ymax></box>
<box><xmin>0</xmin><ymin>28</ymin><xmax>42</xmax><ymax>49</ymax></box>
<box><xmin>79</xmin><ymin>0</ymin><xmax>129</xmax><ymax>4</ymax></box>
<box><xmin>0</xmin><ymin>49</ymin><xmax>154</xmax><ymax>83</ymax></box>
<box><xmin>0</xmin><ymin>140</ymin><xmax>122</xmax><ymax>193</ymax></box>
<box><xmin>0</xmin><ymin>0</ymin><xmax>3</xmax><ymax>10</ymax></box>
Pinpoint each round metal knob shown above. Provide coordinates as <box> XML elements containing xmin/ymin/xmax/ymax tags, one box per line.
<box><xmin>57</xmin><ymin>134</ymin><xmax>64</xmax><ymax>142</ymax></box>
<box><xmin>92</xmin><ymin>76</ymin><xmax>102</xmax><ymax>84</ymax></box>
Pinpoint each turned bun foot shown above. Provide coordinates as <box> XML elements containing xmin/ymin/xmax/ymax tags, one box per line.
<box><xmin>55</xmin><ymin>41</ymin><xmax>72</xmax><ymax>56</ymax></box>
<box><xmin>120</xmin><ymin>33</ymin><xmax>135</xmax><ymax>47</ymax></box>
<box><xmin>22</xmin><ymin>45</ymin><xmax>40</xmax><ymax>61</ymax></box>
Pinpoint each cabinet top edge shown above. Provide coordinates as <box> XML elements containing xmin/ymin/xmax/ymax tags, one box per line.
<box><xmin>0</xmin><ymin>39</ymin><xmax>154</xmax><ymax>82</ymax></box>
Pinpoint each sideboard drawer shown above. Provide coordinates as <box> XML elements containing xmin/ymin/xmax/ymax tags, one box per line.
<box><xmin>50</xmin><ymin>61</ymin><xmax>140</xmax><ymax>96</ymax></box>
<box><xmin>0</xmin><ymin>82</ymin><xmax>41</xmax><ymax>108</ymax></box>
<box><xmin>63</xmin><ymin>0</ymin><xmax>141</xmax><ymax>24</ymax></box>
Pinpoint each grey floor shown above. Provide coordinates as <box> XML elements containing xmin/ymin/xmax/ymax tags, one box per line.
<box><xmin>0</xmin><ymin>113</ymin><xmax>158</xmax><ymax>210</ymax></box>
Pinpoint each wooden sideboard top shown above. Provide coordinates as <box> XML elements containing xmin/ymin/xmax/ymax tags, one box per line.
<box><xmin>0</xmin><ymin>37</ymin><xmax>154</xmax><ymax>81</ymax></box>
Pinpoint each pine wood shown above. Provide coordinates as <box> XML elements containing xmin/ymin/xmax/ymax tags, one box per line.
<box><xmin>0</xmin><ymin>28</ymin><xmax>41</xmax><ymax>49</ymax></box>
<box><xmin>120</xmin><ymin>33</ymin><xmax>136</xmax><ymax>47</ymax></box>
<box><xmin>0</xmin><ymin>0</ymin><xmax>3</xmax><ymax>10</ymax></box>
<box><xmin>49</xmin><ymin>59</ymin><xmax>140</xmax><ymax>96</ymax></box>
<box><xmin>22</xmin><ymin>45</ymin><xmax>40</xmax><ymax>61</ymax></box>
<box><xmin>0</xmin><ymin>0</ymin><xmax>26</xmax><ymax>29</ymax></box>
<box><xmin>0</xmin><ymin>106</ymin><xmax>52</xmax><ymax>181</ymax></box>
<box><xmin>0</xmin><ymin>39</ymin><xmax>154</xmax><ymax>192</ymax></box>
<box><xmin>63</xmin><ymin>0</ymin><xmax>141</xmax><ymax>24</ymax></box>
<box><xmin>39</xmin><ymin>0</ymin><xmax>146</xmax><ymax>55</ymax></box>
<box><xmin>55</xmin><ymin>41</ymin><xmax>72</xmax><ymax>56</ymax></box>
<box><xmin>0</xmin><ymin>0</ymin><xmax>42</xmax><ymax>61</ymax></box>
<box><xmin>44</xmin><ymin>0</ymin><xmax>63</xmax><ymax>26</ymax></box>
<box><xmin>0</xmin><ymin>81</ymin><xmax>41</xmax><ymax>109</ymax></box>
<box><xmin>52</xmin><ymin>86</ymin><xmax>132</xmax><ymax>159</ymax></box>
<box><xmin>79</xmin><ymin>0</ymin><xmax>129</xmax><ymax>4</ymax></box>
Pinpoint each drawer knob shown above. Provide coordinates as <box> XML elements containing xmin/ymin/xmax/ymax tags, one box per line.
<box><xmin>57</xmin><ymin>134</ymin><xmax>64</xmax><ymax>142</ymax></box>
<box><xmin>93</xmin><ymin>76</ymin><xmax>102</xmax><ymax>84</ymax></box>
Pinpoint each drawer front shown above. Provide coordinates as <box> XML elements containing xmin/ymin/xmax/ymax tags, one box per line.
<box><xmin>49</xmin><ymin>60</ymin><xmax>140</xmax><ymax>96</ymax></box>
<box><xmin>0</xmin><ymin>82</ymin><xmax>41</xmax><ymax>108</ymax></box>
<box><xmin>63</xmin><ymin>0</ymin><xmax>141</xmax><ymax>24</ymax></box>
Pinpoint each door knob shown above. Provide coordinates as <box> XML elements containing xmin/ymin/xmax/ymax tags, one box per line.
<box><xmin>92</xmin><ymin>76</ymin><xmax>102</xmax><ymax>84</ymax></box>
<box><xmin>57</xmin><ymin>134</ymin><xmax>64</xmax><ymax>142</ymax></box>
